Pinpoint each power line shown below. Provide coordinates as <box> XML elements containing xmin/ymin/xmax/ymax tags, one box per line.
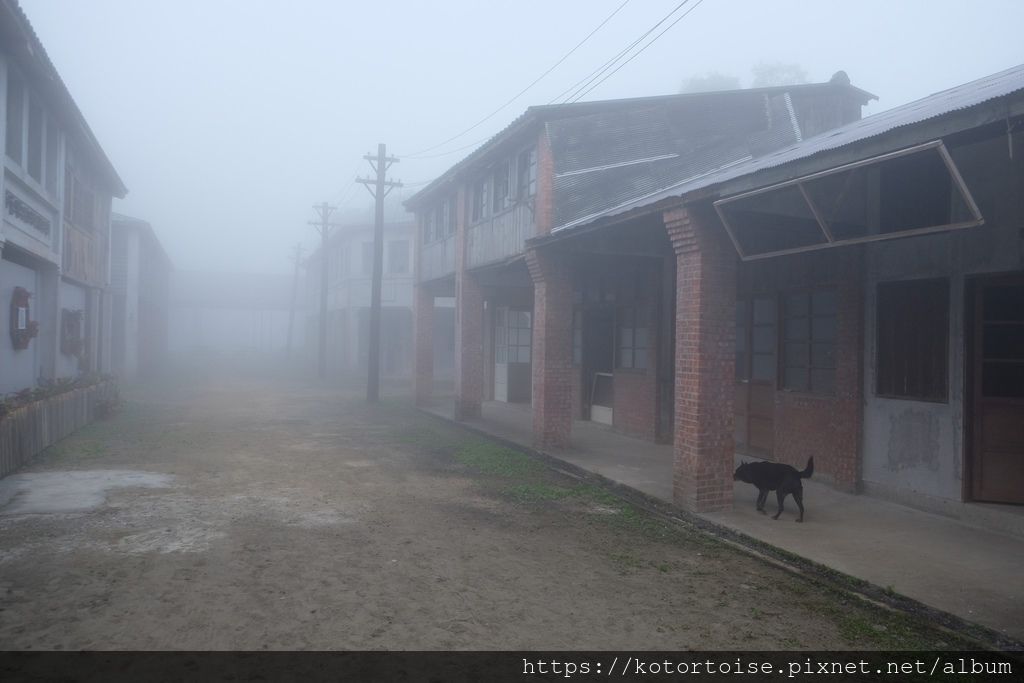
<box><xmin>402</xmin><ymin>135</ymin><xmax>494</xmax><ymax>161</ymax></box>
<box><xmin>568</xmin><ymin>0</ymin><xmax>707</xmax><ymax>103</ymax></box>
<box><xmin>550</xmin><ymin>1</ymin><xmax>688</xmax><ymax>104</ymax></box>
<box><xmin>401</xmin><ymin>0</ymin><xmax>632</xmax><ymax>159</ymax></box>
<box><xmin>555</xmin><ymin>0</ymin><xmax>694</xmax><ymax>104</ymax></box>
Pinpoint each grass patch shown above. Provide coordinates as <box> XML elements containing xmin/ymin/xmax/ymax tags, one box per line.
<box><xmin>453</xmin><ymin>441</ymin><xmax>544</xmax><ymax>478</ymax></box>
<box><xmin>394</xmin><ymin>424</ymin><xmax>468</xmax><ymax>453</ymax></box>
<box><xmin>500</xmin><ymin>482</ymin><xmax>575</xmax><ymax>503</ymax></box>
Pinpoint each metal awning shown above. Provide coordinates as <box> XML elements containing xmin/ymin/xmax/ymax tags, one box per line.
<box><xmin>713</xmin><ymin>140</ymin><xmax>984</xmax><ymax>261</ymax></box>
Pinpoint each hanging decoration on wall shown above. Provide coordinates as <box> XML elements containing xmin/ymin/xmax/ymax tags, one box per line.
<box><xmin>61</xmin><ymin>308</ymin><xmax>84</xmax><ymax>358</ymax></box>
<box><xmin>9</xmin><ymin>286</ymin><xmax>38</xmax><ymax>350</ymax></box>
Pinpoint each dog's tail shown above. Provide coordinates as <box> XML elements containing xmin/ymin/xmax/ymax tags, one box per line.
<box><xmin>800</xmin><ymin>457</ymin><xmax>814</xmax><ymax>479</ymax></box>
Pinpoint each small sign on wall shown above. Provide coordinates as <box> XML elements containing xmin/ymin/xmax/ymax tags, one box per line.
<box><xmin>9</xmin><ymin>287</ymin><xmax>38</xmax><ymax>350</ymax></box>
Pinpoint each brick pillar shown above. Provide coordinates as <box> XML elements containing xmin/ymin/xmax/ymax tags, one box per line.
<box><xmin>526</xmin><ymin>247</ymin><xmax>573</xmax><ymax>449</ymax></box>
<box><xmin>454</xmin><ymin>272</ymin><xmax>484</xmax><ymax>419</ymax></box>
<box><xmin>413</xmin><ymin>284</ymin><xmax>434</xmax><ymax>406</ymax></box>
<box><xmin>665</xmin><ymin>205</ymin><xmax>737</xmax><ymax>513</ymax></box>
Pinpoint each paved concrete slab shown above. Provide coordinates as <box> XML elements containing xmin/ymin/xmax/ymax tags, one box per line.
<box><xmin>424</xmin><ymin>397</ymin><xmax>1024</xmax><ymax>641</ymax></box>
<box><xmin>0</xmin><ymin>470</ymin><xmax>174</xmax><ymax>515</ymax></box>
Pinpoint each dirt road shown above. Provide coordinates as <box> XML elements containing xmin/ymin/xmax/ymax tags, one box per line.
<box><xmin>0</xmin><ymin>367</ymin><xmax>972</xmax><ymax>650</ymax></box>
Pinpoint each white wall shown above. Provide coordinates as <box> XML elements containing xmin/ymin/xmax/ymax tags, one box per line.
<box><xmin>0</xmin><ymin>258</ymin><xmax>40</xmax><ymax>394</ymax></box>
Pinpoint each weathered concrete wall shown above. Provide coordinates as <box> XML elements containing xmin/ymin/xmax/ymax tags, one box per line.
<box><xmin>862</xmin><ymin>131</ymin><xmax>1024</xmax><ymax>507</ymax></box>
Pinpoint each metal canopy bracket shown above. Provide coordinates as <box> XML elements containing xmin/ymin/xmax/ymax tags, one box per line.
<box><xmin>713</xmin><ymin>140</ymin><xmax>985</xmax><ymax>261</ymax></box>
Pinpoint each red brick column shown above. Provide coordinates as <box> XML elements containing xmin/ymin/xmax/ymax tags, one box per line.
<box><xmin>413</xmin><ymin>284</ymin><xmax>434</xmax><ymax>406</ymax></box>
<box><xmin>454</xmin><ymin>272</ymin><xmax>484</xmax><ymax>419</ymax></box>
<box><xmin>665</xmin><ymin>205</ymin><xmax>737</xmax><ymax>513</ymax></box>
<box><xmin>526</xmin><ymin>247</ymin><xmax>573</xmax><ymax>449</ymax></box>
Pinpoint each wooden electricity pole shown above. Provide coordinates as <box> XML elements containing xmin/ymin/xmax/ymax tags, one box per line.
<box><xmin>356</xmin><ymin>144</ymin><xmax>401</xmax><ymax>403</ymax></box>
<box><xmin>308</xmin><ymin>203</ymin><xmax>339</xmax><ymax>378</ymax></box>
<box><xmin>285</xmin><ymin>243</ymin><xmax>303</xmax><ymax>355</ymax></box>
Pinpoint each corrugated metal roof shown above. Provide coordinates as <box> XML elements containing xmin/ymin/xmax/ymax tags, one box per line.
<box><xmin>552</xmin><ymin>63</ymin><xmax>1024</xmax><ymax>234</ymax></box>
<box><xmin>1</xmin><ymin>0</ymin><xmax>127</xmax><ymax>197</ymax></box>
<box><xmin>405</xmin><ymin>80</ymin><xmax>873</xmax><ymax>209</ymax></box>
<box><xmin>547</xmin><ymin>89</ymin><xmax>819</xmax><ymax>229</ymax></box>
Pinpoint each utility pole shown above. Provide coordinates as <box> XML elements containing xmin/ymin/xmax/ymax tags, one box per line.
<box><xmin>356</xmin><ymin>144</ymin><xmax>402</xmax><ymax>403</ymax></box>
<box><xmin>285</xmin><ymin>243</ymin><xmax>303</xmax><ymax>356</ymax></box>
<box><xmin>308</xmin><ymin>203</ymin><xmax>339</xmax><ymax>378</ymax></box>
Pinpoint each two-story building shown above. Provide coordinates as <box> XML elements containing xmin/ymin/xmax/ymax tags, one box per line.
<box><xmin>413</xmin><ymin>63</ymin><xmax>1024</xmax><ymax>528</ymax></box>
<box><xmin>535</xmin><ymin>64</ymin><xmax>1024</xmax><ymax>520</ymax></box>
<box><xmin>305</xmin><ymin>220</ymin><xmax>418</xmax><ymax>379</ymax></box>
<box><xmin>0</xmin><ymin>0</ymin><xmax>126</xmax><ymax>395</ymax></box>
<box><xmin>407</xmin><ymin>75</ymin><xmax>874</xmax><ymax>444</ymax></box>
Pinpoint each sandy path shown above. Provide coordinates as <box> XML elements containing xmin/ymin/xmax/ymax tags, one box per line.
<box><xmin>0</xmin><ymin>368</ymin><xmax>968</xmax><ymax>650</ymax></box>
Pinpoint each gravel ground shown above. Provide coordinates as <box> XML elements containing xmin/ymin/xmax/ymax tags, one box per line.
<box><xmin>0</xmin><ymin>365</ymin><xmax>977</xmax><ymax>650</ymax></box>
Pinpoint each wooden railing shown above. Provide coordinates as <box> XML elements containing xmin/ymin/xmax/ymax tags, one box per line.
<box><xmin>419</xmin><ymin>234</ymin><xmax>456</xmax><ymax>282</ymax></box>
<box><xmin>63</xmin><ymin>222</ymin><xmax>106</xmax><ymax>286</ymax></box>
<box><xmin>468</xmin><ymin>202</ymin><xmax>533</xmax><ymax>269</ymax></box>
<box><xmin>0</xmin><ymin>381</ymin><xmax>117</xmax><ymax>479</ymax></box>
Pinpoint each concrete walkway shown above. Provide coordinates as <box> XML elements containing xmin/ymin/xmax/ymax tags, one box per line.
<box><xmin>423</xmin><ymin>398</ymin><xmax>1024</xmax><ymax>643</ymax></box>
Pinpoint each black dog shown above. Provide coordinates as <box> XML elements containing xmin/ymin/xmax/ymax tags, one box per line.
<box><xmin>733</xmin><ymin>457</ymin><xmax>814</xmax><ymax>522</ymax></box>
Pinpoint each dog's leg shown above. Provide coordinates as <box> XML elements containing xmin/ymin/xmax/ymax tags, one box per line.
<box><xmin>793</xmin><ymin>489</ymin><xmax>804</xmax><ymax>523</ymax></box>
<box><xmin>756</xmin><ymin>489</ymin><xmax>768</xmax><ymax>513</ymax></box>
<box><xmin>772</xmin><ymin>490</ymin><xmax>786</xmax><ymax>520</ymax></box>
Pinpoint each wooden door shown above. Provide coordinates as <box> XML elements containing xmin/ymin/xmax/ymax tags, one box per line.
<box><xmin>971</xmin><ymin>275</ymin><xmax>1024</xmax><ymax>504</ymax></box>
<box><xmin>736</xmin><ymin>296</ymin><xmax>777</xmax><ymax>456</ymax></box>
<box><xmin>582</xmin><ymin>307</ymin><xmax>615</xmax><ymax>421</ymax></box>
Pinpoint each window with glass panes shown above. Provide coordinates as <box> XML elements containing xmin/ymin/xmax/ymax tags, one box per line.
<box><xmin>876</xmin><ymin>279</ymin><xmax>948</xmax><ymax>401</ymax></box>
<box><xmin>517</xmin><ymin>147</ymin><xmax>537</xmax><ymax>198</ymax></box>
<box><xmin>782</xmin><ymin>289</ymin><xmax>837</xmax><ymax>393</ymax></box>
<box><xmin>736</xmin><ymin>297</ymin><xmax>777</xmax><ymax>382</ymax></box>
<box><xmin>617</xmin><ymin>306</ymin><xmax>649</xmax><ymax>370</ymax></box>
<box><xmin>507</xmin><ymin>310</ymin><xmax>532</xmax><ymax>363</ymax></box>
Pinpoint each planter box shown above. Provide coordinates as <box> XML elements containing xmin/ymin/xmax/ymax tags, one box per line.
<box><xmin>0</xmin><ymin>380</ymin><xmax>117</xmax><ymax>479</ymax></box>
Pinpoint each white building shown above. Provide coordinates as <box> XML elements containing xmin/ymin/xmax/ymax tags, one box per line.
<box><xmin>306</xmin><ymin>221</ymin><xmax>416</xmax><ymax>378</ymax></box>
<box><xmin>0</xmin><ymin>0</ymin><xmax>126</xmax><ymax>395</ymax></box>
<box><xmin>110</xmin><ymin>214</ymin><xmax>172</xmax><ymax>381</ymax></box>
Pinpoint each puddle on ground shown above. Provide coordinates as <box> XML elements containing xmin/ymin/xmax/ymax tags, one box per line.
<box><xmin>0</xmin><ymin>470</ymin><xmax>174</xmax><ymax>515</ymax></box>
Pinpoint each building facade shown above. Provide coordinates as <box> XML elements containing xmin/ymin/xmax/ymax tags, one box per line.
<box><xmin>408</xmin><ymin>76</ymin><xmax>872</xmax><ymax>434</ymax></box>
<box><xmin>410</xmin><ymin>65</ymin><xmax>1024</xmax><ymax>524</ymax></box>
<box><xmin>0</xmin><ymin>0</ymin><xmax>126</xmax><ymax>395</ymax></box>
<box><xmin>305</xmin><ymin>220</ymin><xmax>417</xmax><ymax>379</ymax></box>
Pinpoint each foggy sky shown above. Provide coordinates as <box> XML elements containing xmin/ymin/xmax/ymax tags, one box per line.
<box><xmin>19</xmin><ymin>0</ymin><xmax>1024</xmax><ymax>274</ymax></box>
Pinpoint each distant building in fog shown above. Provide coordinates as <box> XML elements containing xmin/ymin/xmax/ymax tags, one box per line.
<box><xmin>110</xmin><ymin>214</ymin><xmax>172</xmax><ymax>380</ymax></box>
<box><xmin>169</xmin><ymin>270</ymin><xmax>302</xmax><ymax>355</ymax></box>
<box><xmin>305</xmin><ymin>220</ymin><xmax>417</xmax><ymax>379</ymax></box>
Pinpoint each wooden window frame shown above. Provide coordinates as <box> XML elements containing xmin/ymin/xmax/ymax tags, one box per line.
<box><xmin>517</xmin><ymin>147</ymin><xmax>537</xmax><ymax>199</ymax></box>
<box><xmin>781</xmin><ymin>288</ymin><xmax>837</xmax><ymax>395</ymax></box>
<box><xmin>492</xmin><ymin>160</ymin><xmax>510</xmax><ymax>213</ymax></box>
<box><xmin>875</xmin><ymin>278</ymin><xmax>950</xmax><ymax>403</ymax></box>
<box><xmin>616</xmin><ymin>305</ymin><xmax>649</xmax><ymax>371</ymax></box>
<box><xmin>471</xmin><ymin>177</ymin><xmax>489</xmax><ymax>223</ymax></box>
